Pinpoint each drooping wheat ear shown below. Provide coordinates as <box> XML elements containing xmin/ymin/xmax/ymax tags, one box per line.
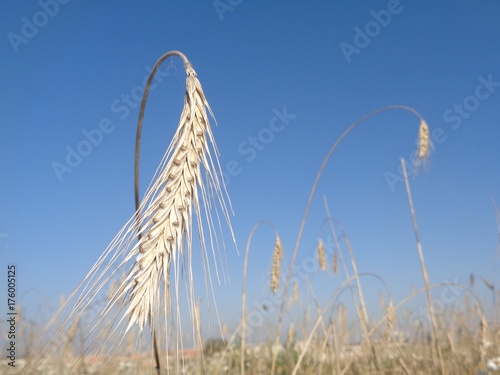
<box><xmin>417</xmin><ymin>118</ymin><xmax>430</xmax><ymax>159</ymax></box>
<box><xmin>332</xmin><ymin>251</ymin><xmax>338</xmax><ymax>275</ymax></box>
<box><xmin>418</xmin><ymin>118</ymin><xmax>431</xmax><ymax>160</ymax></box>
<box><xmin>271</xmin><ymin>235</ymin><xmax>283</xmax><ymax>293</ymax></box>
<box><xmin>128</xmin><ymin>62</ymin><xmax>213</xmax><ymax>331</ymax></box>
<box><xmin>126</xmin><ymin>52</ymin><xmax>236</xmax><ymax>370</ymax></box>
<box><xmin>317</xmin><ymin>239</ymin><xmax>327</xmax><ymax>271</ymax></box>
<box><xmin>413</xmin><ymin>118</ymin><xmax>432</xmax><ymax>175</ymax></box>
<box><xmin>25</xmin><ymin>51</ymin><xmax>235</xmax><ymax>373</ymax></box>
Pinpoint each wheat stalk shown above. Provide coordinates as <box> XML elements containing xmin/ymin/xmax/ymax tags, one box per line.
<box><xmin>25</xmin><ymin>51</ymin><xmax>235</xmax><ymax>374</ymax></box>
<box><xmin>401</xmin><ymin>157</ymin><xmax>445</xmax><ymax>374</ymax></box>
<box><xmin>332</xmin><ymin>251</ymin><xmax>338</xmax><ymax>275</ymax></box>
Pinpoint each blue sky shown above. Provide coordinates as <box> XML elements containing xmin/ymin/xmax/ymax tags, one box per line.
<box><xmin>1</xmin><ymin>1</ymin><xmax>500</xmax><ymax>339</ymax></box>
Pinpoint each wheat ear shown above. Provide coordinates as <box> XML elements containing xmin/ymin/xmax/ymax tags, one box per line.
<box><xmin>25</xmin><ymin>51</ymin><xmax>235</xmax><ymax>373</ymax></box>
<box><xmin>417</xmin><ymin>119</ymin><xmax>430</xmax><ymax>160</ymax></box>
<box><xmin>127</xmin><ymin>55</ymin><xmax>226</xmax><ymax>332</ymax></box>
<box><xmin>317</xmin><ymin>239</ymin><xmax>327</xmax><ymax>271</ymax></box>
<box><xmin>271</xmin><ymin>235</ymin><xmax>283</xmax><ymax>293</ymax></box>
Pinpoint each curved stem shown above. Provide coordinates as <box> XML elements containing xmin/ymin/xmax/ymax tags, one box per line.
<box><xmin>134</xmin><ymin>50</ymin><xmax>191</xmax><ymax>240</ymax></box>
<box><xmin>132</xmin><ymin>50</ymin><xmax>191</xmax><ymax>375</ymax></box>
<box><xmin>270</xmin><ymin>105</ymin><xmax>425</xmax><ymax>375</ymax></box>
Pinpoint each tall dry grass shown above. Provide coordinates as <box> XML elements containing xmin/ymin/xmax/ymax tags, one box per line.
<box><xmin>269</xmin><ymin>105</ymin><xmax>432</xmax><ymax>375</ymax></box>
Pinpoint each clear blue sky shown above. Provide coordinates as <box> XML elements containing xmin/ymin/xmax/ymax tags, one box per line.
<box><xmin>1</xmin><ymin>1</ymin><xmax>500</xmax><ymax>339</ymax></box>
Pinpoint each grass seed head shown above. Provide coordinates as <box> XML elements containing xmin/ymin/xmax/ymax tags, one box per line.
<box><xmin>417</xmin><ymin>119</ymin><xmax>430</xmax><ymax>160</ymax></box>
<box><xmin>126</xmin><ymin>67</ymin><xmax>215</xmax><ymax>330</ymax></box>
<box><xmin>271</xmin><ymin>235</ymin><xmax>283</xmax><ymax>293</ymax></box>
<box><xmin>317</xmin><ymin>239</ymin><xmax>327</xmax><ymax>271</ymax></box>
